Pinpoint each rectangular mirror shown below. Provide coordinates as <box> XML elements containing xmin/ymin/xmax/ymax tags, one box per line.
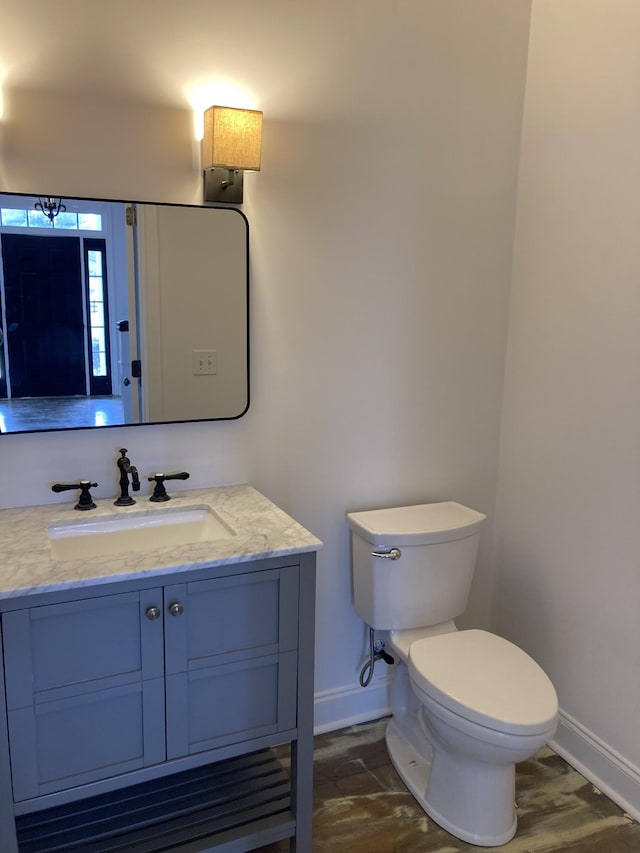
<box><xmin>0</xmin><ymin>194</ymin><xmax>249</xmax><ymax>434</ymax></box>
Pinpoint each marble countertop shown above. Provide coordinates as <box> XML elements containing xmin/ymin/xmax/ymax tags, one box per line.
<box><xmin>0</xmin><ymin>484</ymin><xmax>322</xmax><ymax>600</ymax></box>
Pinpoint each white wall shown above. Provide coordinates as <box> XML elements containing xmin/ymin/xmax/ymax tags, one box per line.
<box><xmin>0</xmin><ymin>0</ymin><xmax>531</xmax><ymax>729</ymax></box>
<box><xmin>11</xmin><ymin>0</ymin><xmax>636</xmax><ymax>820</ymax></box>
<box><xmin>493</xmin><ymin>0</ymin><xmax>640</xmax><ymax>818</ymax></box>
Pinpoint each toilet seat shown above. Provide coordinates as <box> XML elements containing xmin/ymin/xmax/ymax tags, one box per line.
<box><xmin>408</xmin><ymin>629</ymin><xmax>558</xmax><ymax>736</ymax></box>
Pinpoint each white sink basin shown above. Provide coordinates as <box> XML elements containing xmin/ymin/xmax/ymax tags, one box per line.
<box><xmin>49</xmin><ymin>505</ymin><xmax>236</xmax><ymax>561</ymax></box>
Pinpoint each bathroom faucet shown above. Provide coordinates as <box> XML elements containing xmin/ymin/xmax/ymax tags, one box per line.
<box><xmin>115</xmin><ymin>448</ymin><xmax>140</xmax><ymax>506</ymax></box>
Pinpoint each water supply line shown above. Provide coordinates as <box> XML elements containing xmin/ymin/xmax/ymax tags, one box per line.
<box><xmin>359</xmin><ymin>627</ymin><xmax>395</xmax><ymax>687</ymax></box>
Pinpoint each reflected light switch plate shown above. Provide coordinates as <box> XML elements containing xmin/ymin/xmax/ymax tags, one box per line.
<box><xmin>192</xmin><ymin>349</ymin><xmax>217</xmax><ymax>375</ymax></box>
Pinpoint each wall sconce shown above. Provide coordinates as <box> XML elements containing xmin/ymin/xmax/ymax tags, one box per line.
<box><xmin>202</xmin><ymin>106</ymin><xmax>263</xmax><ymax>205</ymax></box>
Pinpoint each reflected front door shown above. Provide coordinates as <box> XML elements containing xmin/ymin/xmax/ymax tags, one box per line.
<box><xmin>1</xmin><ymin>234</ymin><xmax>85</xmax><ymax>397</ymax></box>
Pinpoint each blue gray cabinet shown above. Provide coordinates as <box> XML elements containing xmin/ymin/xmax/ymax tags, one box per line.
<box><xmin>0</xmin><ymin>552</ymin><xmax>316</xmax><ymax>852</ymax></box>
<box><xmin>4</xmin><ymin>589</ymin><xmax>166</xmax><ymax>800</ymax></box>
<box><xmin>164</xmin><ymin>568</ymin><xmax>299</xmax><ymax>760</ymax></box>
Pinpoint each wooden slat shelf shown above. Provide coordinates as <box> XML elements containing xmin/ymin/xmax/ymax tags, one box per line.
<box><xmin>16</xmin><ymin>750</ymin><xmax>294</xmax><ymax>853</ymax></box>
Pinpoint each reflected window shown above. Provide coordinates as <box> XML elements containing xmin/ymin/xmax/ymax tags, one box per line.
<box><xmin>0</xmin><ymin>209</ymin><xmax>27</xmax><ymax>227</ymax></box>
<box><xmin>0</xmin><ymin>207</ymin><xmax>102</xmax><ymax>231</ymax></box>
<box><xmin>83</xmin><ymin>240</ymin><xmax>112</xmax><ymax>396</ymax></box>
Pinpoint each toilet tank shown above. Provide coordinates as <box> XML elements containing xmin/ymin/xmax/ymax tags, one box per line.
<box><xmin>347</xmin><ymin>502</ymin><xmax>486</xmax><ymax>630</ymax></box>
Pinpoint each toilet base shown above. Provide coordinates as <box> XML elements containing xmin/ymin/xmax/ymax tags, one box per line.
<box><xmin>385</xmin><ymin>715</ymin><xmax>518</xmax><ymax>847</ymax></box>
<box><xmin>386</xmin><ymin>717</ymin><xmax>432</xmax><ymax>806</ymax></box>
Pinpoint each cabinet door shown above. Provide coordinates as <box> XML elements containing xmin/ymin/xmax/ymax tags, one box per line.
<box><xmin>164</xmin><ymin>566</ymin><xmax>299</xmax><ymax>759</ymax></box>
<box><xmin>3</xmin><ymin>589</ymin><xmax>165</xmax><ymax>800</ymax></box>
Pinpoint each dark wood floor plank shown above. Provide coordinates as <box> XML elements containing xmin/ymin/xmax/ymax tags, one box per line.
<box><xmin>258</xmin><ymin>718</ymin><xmax>640</xmax><ymax>853</ymax></box>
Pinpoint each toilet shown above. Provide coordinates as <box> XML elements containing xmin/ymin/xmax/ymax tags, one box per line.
<box><xmin>347</xmin><ymin>502</ymin><xmax>558</xmax><ymax>847</ymax></box>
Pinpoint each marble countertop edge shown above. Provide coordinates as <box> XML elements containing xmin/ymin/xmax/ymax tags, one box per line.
<box><xmin>0</xmin><ymin>484</ymin><xmax>322</xmax><ymax>600</ymax></box>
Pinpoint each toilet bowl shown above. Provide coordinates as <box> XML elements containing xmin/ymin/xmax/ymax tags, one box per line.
<box><xmin>347</xmin><ymin>501</ymin><xmax>559</xmax><ymax>846</ymax></box>
<box><xmin>389</xmin><ymin>628</ymin><xmax>558</xmax><ymax>846</ymax></box>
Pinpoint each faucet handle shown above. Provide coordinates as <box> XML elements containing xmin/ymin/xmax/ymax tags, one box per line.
<box><xmin>147</xmin><ymin>472</ymin><xmax>190</xmax><ymax>502</ymax></box>
<box><xmin>51</xmin><ymin>480</ymin><xmax>98</xmax><ymax>511</ymax></box>
<box><xmin>165</xmin><ymin>472</ymin><xmax>190</xmax><ymax>482</ymax></box>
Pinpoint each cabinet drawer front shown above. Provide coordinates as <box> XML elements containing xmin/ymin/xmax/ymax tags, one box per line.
<box><xmin>3</xmin><ymin>590</ymin><xmax>164</xmax><ymax>704</ymax></box>
<box><xmin>9</xmin><ymin>677</ymin><xmax>165</xmax><ymax>801</ymax></box>
<box><xmin>165</xmin><ymin>650</ymin><xmax>297</xmax><ymax>759</ymax></box>
<box><xmin>165</xmin><ymin>566</ymin><xmax>299</xmax><ymax>675</ymax></box>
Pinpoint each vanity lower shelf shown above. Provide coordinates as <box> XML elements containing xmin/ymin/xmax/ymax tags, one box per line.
<box><xmin>16</xmin><ymin>749</ymin><xmax>294</xmax><ymax>853</ymax></box>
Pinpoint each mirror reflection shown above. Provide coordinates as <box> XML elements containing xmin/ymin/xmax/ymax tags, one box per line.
<box><xmin>0</xmin><ymin>194</ymin><xmax>249</xmax><ymax>434</ymax></box>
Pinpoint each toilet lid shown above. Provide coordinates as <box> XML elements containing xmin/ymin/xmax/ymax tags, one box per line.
<box><xmin>408</xmin><ymin>630</ymin><xmax>558</xmax><ymax>736</ymax></box>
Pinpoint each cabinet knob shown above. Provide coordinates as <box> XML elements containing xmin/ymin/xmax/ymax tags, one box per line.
<box><xmin>169</xmin><ymin>601</ymin><xmax>184</xmax><ymax>617</ymax></box>
<box><xmin>145</xmin><ymin>605</ymin><xmax>161</xmax><ymax>621</ymax></box>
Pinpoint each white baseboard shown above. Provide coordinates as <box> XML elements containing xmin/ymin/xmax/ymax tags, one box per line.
<box><xmin>313</xmin><ymin>677</ymin><xmax>391</xmax><ymax>735</ymax></box>
<box><xmin>550</xmin><ymin>709</ymin><xmax>640</xmax><ymax>822</ymax></box>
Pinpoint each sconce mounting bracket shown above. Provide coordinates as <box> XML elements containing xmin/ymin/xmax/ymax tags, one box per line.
<box><xmin>204</xmin><ymin>168</ymin><xmax>244</xmax><ymax>205</ymax></box>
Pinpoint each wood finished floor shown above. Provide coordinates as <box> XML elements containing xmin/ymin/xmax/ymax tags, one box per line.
<box><xmin>259</xmin><ymin>718</ymin><xmax>640</xmax><ymax>852</ymax></box>
<box><xmin>0</xmin><ymin>395</ymin><xmax>124</xmax><ymax>432</ymax></box>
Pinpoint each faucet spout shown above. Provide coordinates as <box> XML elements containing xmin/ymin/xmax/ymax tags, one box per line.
<box><xmin>129</xmin><ymin>465</ymin><xmax>140</xmax><ymax>492</ymax></box>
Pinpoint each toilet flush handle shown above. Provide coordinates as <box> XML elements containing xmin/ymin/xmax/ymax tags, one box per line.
<box><xmin>371</xmin><ymin>548</ymin><xmax>401</xmax><ymax>560</ymax></box>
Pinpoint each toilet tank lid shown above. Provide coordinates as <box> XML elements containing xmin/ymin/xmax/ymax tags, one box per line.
<box><xmin>347</xmin><ymin>502</ymin><xmax>486</xmax><ymax>546</ymax></box>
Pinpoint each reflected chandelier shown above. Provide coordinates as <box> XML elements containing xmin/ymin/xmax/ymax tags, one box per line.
<box><xmin>34</xmin><ymin>196</ymin><xmax>66</xmax><ymax>222</ymax></box>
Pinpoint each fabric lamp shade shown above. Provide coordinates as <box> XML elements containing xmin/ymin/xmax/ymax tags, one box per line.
<box><xmin>202</xmin><ymin>106</ymin><xmax>263</xmax><ymax>172</ymax></box>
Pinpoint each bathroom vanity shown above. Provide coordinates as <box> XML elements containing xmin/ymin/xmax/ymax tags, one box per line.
<box><xmin>0</xmin><ymin>485</ymin><xmax>321</xmax><ymax>853</ymax></box>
